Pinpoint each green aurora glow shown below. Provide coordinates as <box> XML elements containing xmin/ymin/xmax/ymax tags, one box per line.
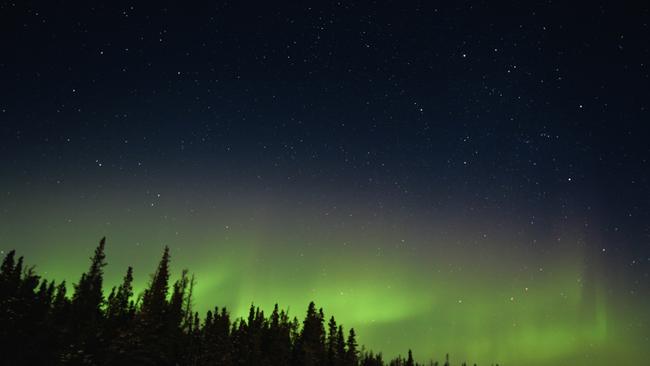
<box><xmin>1</xmin><ymin>186</ymin><xmax>647</xmax><ymax>366</ymax></box>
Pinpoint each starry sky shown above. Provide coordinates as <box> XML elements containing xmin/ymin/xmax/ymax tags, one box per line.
<box><xmin>1</xmin><ymin>2</ymin><xmax>649</xmax><ymax>365</ymax></box>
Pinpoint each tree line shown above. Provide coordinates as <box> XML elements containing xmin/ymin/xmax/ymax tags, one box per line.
<box><xmin>0</xmin><ymin>237</ymin><xmax>494</xmax><ymax>366</ymax></box>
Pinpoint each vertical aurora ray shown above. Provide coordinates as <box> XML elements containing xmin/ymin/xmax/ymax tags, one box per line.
<box><xmin>2</xmin><ymin>3</ymin><xmax>649</xmax><ymax>365</ymax></box>
<box><xmin>1</xmin><ymin>185</ymin><xmax>647</xmax><ymax>366</ymax></box>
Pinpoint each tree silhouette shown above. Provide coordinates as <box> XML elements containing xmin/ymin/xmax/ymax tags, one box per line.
<box><xmin>345</xmin><ymin>328</ymin><xmax>359</xmax><ymax>366</ymax></box>
<box><xmin>72</xmin><ymin>237</ymin><xmax>107</xmax><ymax>324</ymax></box>
<box><xmin>327</xmin><ymin>316</ymin><xmax>339</xmax><ymax>366</ymax></box>
<box><xmin>293</xmin><ymin>301</ymin><xmax>327</xmax><ymax>366</ymax></box>
<box><xmin>107</xmin><ymin>266</ymin><xmax>134</xmax><ymax>322</ymax></box>
<box><xmin>0</xmin><ymin>240</ymin><xmax>497</xmax><ymax>366</ymax></box>
<box><xmin>60</xmin><ymin>237</ymin><xmax>108</xmax><ymax>364</ymax></box>
<box><xmin>137</xmin><ymin>246</ymin><xmax>179</xmax><ymax>365</ymax></box>
<box><xmin>336</xmin><ymin>325</ymin><xmax>346</xmax><ymax>366</ymax></box>
<box><xmin>141</xmin><ymin>246</ymin><xmax>171</xmax><ymax>320</ymax></box>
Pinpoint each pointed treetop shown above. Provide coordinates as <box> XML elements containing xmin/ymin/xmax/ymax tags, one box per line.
<box><xmin>1</xmin><ymin>249</ymin><xmax>16</xmax><ymax>275</ymax></box>
<box><xmin>141</xmin><ymin>246</ymin><xmax>171</xmax><ymax>317</ymax></box>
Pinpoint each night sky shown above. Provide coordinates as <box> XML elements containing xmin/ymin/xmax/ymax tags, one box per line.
<box><xmin>1</xmin><ymin>2</ymin><xmax>649</xmax><ymax>365</ymax></box>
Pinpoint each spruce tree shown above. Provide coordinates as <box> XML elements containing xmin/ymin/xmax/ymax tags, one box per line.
<box><xmin>136</xmin><ymin>246</ymin><xmax>175</xmax><ymax>366</ymax></box>
<box><xmin>327</xmin><ymin>316</ymin><xmax>339</xmax><ymax>366</ymax></box>
<box><xmin>336</xmin><ymin>325</ymin><xmax>346</xmax><ymax>366</ymax></box>
<box><xmin>0</xmin><ymin>250</ymin><xmax>16</xmax><ymax>284</ymax></box>
<box><xmin>107</xmin><ymin>266</ymin><xmax>134</xmax><ymax>321</ymax></box>
<box><xmin>345</xmin><ymin>328</ymin><xmax>358</xmax><ymax>366</ymax></box>
<box><xmin>266</xmin><ymin>304</ymin><xmax>291</xmax><ymax>366</ymax></box>
<box><xmin>0</xmin><ymin>251</ymin><xmax>23</xmax><ymax>365</ymax></box>
<box><xmin>50</xmin><ymin>280</ymin><xmax>70</xmax><ymax>353</ymax></box>
<box><xmin>406</xmin><ymin>350</ymin><xmax>414</xmax><ymax>366</ymax></box>
<box><xmin>141</xmin><ymin>246</ymin><xmax>170</xmax><ymax>319</ymax></box>
<box><xmin>71</xmin><ymin>237</ymin><xmax>107</xmax><ymax>325</ymax></box>
<box><xmin>0</xmin><ymin>250</ymin><xmax>18</xmax><ymax>324</ymax></box>
<box><xmin>63</xmin><ymin>237</ymin><xmax>107</xmax><ymax>364</ymax></box>
<box><xmin>294</xmin><ymin>302</ymin><xmax>326</xmax><ymax>366</ymax></box>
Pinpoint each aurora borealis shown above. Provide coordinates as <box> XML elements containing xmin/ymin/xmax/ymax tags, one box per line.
<box><xmin>2</xmin><ymin>180</ymin><xmax>647</xmax><ymax>365</ymax></box>
<box><xmin>1</xmin><ymin>2</ymin><xmax>649</xmax><ymax>366</ymax></box>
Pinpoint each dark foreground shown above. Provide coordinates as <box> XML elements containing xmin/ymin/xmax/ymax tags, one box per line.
<box><xmin>0</xmin><ymin>238</ymin><xmax>491</xmax><ymax>366</ymax></box>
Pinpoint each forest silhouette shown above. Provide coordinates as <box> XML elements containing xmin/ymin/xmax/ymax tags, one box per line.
<box><xmin>0</xmin><ymin>237</ymin><xmax>495</xmax><ymax>366</ymax></box>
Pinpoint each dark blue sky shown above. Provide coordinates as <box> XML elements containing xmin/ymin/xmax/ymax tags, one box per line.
<box><xmin>3</xmin><ymin>2</ymin><xmax>648</xmax><ymax>247</ymax></box>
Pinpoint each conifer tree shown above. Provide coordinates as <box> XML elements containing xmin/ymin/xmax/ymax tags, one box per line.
<box><xmin>50</xmin><ymin>280</ymin><xmax>70</xmax><ymax>353</ymax></box>
<box><xmin>265</xmin><ymin>304</ymin><xmax>291</xmax><ymax>366</ymax></box>
<box><xmin>169</xmin><ymin>269</ymin><xmax>190</xmax><ymax>329</ymax></box>
<box><xmin>141</xmin><ymin>246</ymin><xmax>170</xmax><ymax>320</ymax></box>
<box><xmin>294</xmin><ymin>301</ymin><xmax>327</xmax><ymax>366</ymax></box>
<box><xmin>71</xmin><ymin>237</ymin><xmax>107</xmax><ymax>325</ymax></box>
<box><xmin>63</xmin><ymin>237</ymin><xmax>107</xmax><ymax>364</ymax></box>
<box><xmin>345</xmin><ymin>328</ymin><xmax>359</xmax><ymax>366</ymax></box>
<box><xmin>327</xmin><ymin>316</ymin><xmax>339</xmax><ymax>366</ymax></box>
<box><xmin>107</xmin><ymin>266</ymin><xmax>134</xmax><ymax>321</ymax></box>
<box><xmin>137</xmin><ymin>246</ymin><xmax>178</xmax><ymax>366</ymax></box>
<box><xmin>0</xmin><ymin>250</ymin><xmax>16</xmax><ymax>286</ymax></box>
<box><xmin>406</xmin><ymin>350</ymin><xmax>414</xmax><ymax>366</ymax></box>
<box><xmin>0</xmin><ymin>251</ymin><xmax>23</xmax><ymax>301</ymax></box>
<box><xmin>290</xmin><ymin>316</ymin><xmax>301</xmax><ymax>344</ymax></box>
<box><xmin>207</xmin><ymin>306</ymin><xmax>232</xmax><ymax>366</ymax></box>
<box><xmin>336</xmin><ymin>325</ymin><xmax>346</xmax><ymax>366</ymax></box>
<box><xmin>0</xmin><ymin>250</ymin><xmax>18</xmax><ymax>322</ymax></box>
<box><xmin>0</xmin><ymin>251</ymin><xmax>24</xmax><ymax>365</ymax></box>
<box><xmin>52</xmin><ymin>281</ymin><xmax>68</xmax><ymax>316</ymax></box>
